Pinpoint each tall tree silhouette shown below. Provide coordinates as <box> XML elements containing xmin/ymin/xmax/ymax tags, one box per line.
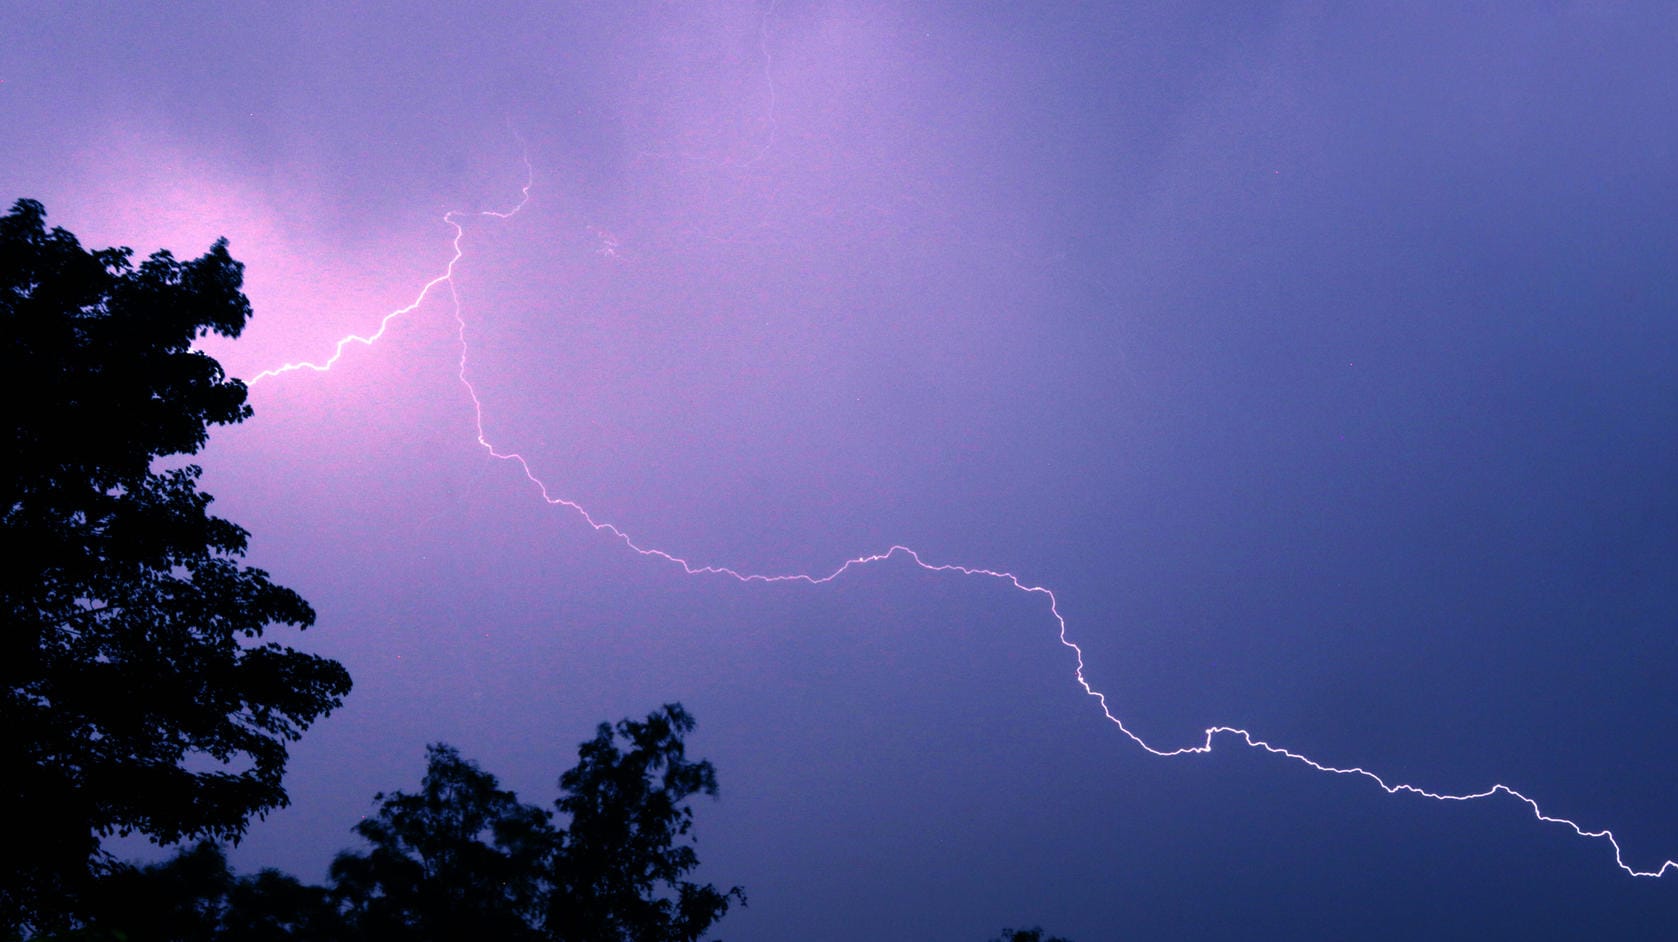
<box><xmin>547</xmin><ymin>704</ymin><xmax>744</xmax><ymax>942</ymax></box>
<box><xmin>0</xmin><ymin>198</ymin><xmax>352</xmax><ymax>936</ymax></box>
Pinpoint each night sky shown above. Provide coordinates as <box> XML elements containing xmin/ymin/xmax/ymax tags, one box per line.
<box><xmin>6</xmin><ymin>2</ymin><xmax>1678</xmax><ymax>938</ymax></box>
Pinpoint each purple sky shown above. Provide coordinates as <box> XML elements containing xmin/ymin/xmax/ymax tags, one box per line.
<box><xmin>6</xmin><ymin>2</ymin><xmax>1678</xmax><ymax>937</ymax></box>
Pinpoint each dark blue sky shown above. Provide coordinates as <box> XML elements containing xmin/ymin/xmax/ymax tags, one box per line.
<box><xmin>5</xmin><ymin>2</ymin><xmax>1676</xmax><ymax>937</ymax></box>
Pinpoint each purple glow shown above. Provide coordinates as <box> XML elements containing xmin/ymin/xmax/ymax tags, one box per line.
<box><xmin>7</xmin><ymin>2</ymin><xmax>1676</xmax><ymax>937</ymax></box>
<box><xmin>253</xmin><ymin>161</ymin><xmax>1678</xmax><ymax>879</ymax></box>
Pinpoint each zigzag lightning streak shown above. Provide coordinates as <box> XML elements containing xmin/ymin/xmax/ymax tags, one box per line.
<box><xmin>249</xmin><ymin>169</ymin><xmax>1677</xmax><ymax>881</ymax></box>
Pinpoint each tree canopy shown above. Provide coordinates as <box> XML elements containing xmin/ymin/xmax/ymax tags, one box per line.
<box><xmin>0</xmin><ymin>198</ymin><xmax>352</xmax><ymax>935</ymax></box>
<box><xmin>990</xmin><ymin>928</ymin><xmax>1074</xmax><ymax>942</ymax></box>
<box><xmin>332</xmin><ymin>704</ymin><xmax>742</xmax><ymax>942</ymax></box>
<box><xmin>330</xmin><ymin>744</ymin><xmax>555</xmax><ymax>941</ymax></box>
<box><xmin>548</xmin><ymin>704</ymin><xmax>744</xmax><ymax>942</ymax></box>
<box><xmin>74</xmin><ymin>705</ymin><xmax>742</xmax><ymax>942</ymax></box>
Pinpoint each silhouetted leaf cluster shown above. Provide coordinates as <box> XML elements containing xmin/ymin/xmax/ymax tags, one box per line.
<box><xmin>330</xmin><ymin>743</ymin><xmax>555</xmax><ymax>941</ymax></box>
<box><xmin>990</xmin><ymin>928</ymin><xmax>1074</xmax><ymax>942</ymax></box>
<box><xmin>1</xmin><ymin>199</ymin><xmax>352</xmax><ymax>937</ymax></box>
<box><xmin>71</xmin><ymin>705</ymin><xmax>743</xmax><ymax>942</ymax></box>
<box><xmin>549</xmin><ymin>705</ymin><xmax>740</xmax><ymax>942</ymax></box>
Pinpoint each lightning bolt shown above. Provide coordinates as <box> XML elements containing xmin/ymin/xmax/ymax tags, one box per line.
<box><xmin>248</xmin><ymin>168</ymin><xmax>534</xmax><ymax>384</ymax></box>
<box><xmin>247</xmin><ymin>164</ymin><xmax>1677</xmax><ymax>882</ymax></box>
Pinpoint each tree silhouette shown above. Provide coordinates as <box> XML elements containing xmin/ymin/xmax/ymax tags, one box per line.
<box><xmin>0</xmin><ymin>199</ymin><xmax>352</xmax><ymax>936</ymax></box>
<box><xmin>82</xmin><ymin>841</ymin><xmax>233</xmax><ymax>942</ymax></box>
<box><xmin>76</xmin><ymin>842</ymin><xmax>342</xmax><ymax>942</ymax></box>
<box><xmin>990</xmin><ymin>928</ymin><xmax>1074</xmax><ymax>942</ymax></box>
<box><xmin>66</xmin><ymin>703</ymin><xmax>742</xmax><ymax>940</ymax></box>
<box><xmin>330</xmin><ymin>744</ymin><xmax>553</xmax><ymax>941</ymax></box>
<box><xmin>220</xmin><ymin>865</ymin><xmax>343</xmax><ymax>942</ymax></box>
<box><xmin>547</xmin><ymin>704</ymin><xmax>744</xmax><ymax>942</ymax></box>
<box><xmin>330</xmin><ymin>705</ymin><xmax>744</xmax><ymax>942</ymax></box>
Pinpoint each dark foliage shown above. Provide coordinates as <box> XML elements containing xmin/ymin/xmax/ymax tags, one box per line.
<box><xmin>330</xmin><ymin>744</ymin><xmax>554</xmax><ymax>941</ymax></box>
<box><xmin>333</xmin><ymin>704</ymin><xmax>743</xmax><ymax>941</ymax></box>
<box><xmin>220</xmin><ymin>866</ymin><xmax>343</xmax><ymax>942</ymax></box>
<box><xmin>990</xmin><ymin>929</ymin><xmax>1074</xmax><ymax>942</ymax></box>
<box><xmin>0</xmin><ymin>199</ymin><xmax>352</xmax><ymax>936</ymax></box>
<box><xmin>80</xmin><ymin>841</ymin><xmax>232</xmax><ymax>942</ymax></box>
<box><xmin>548</xmin><ymin>704</ymin><xmax>745</xmax><ymax>942</ymax></box>
<box><xmin>70</xmin><ymin>842</ymin><xmax>340</xmax><ymax>942</ymax></box>
<box><xmin>69</xmin><ymin>705</ymin><xmax>742</xmax><ymax>942</ymax></box>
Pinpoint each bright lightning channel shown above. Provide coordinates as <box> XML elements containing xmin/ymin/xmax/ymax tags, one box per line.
<box><xmin>247</xmin><ymin>167</ymin><xmax>1677</xmax><ymax>883</ymax></box>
